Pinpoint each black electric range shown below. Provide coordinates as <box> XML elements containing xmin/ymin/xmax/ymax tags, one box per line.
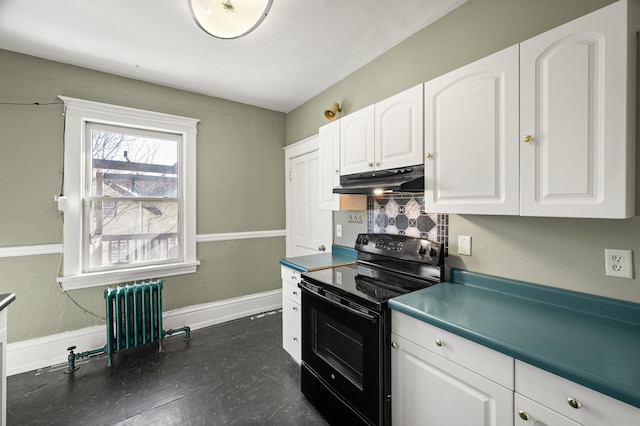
<box><xmin>299</xmin><ymin>233</ymin><xmax>445</xmax><ymax>426</ymax></box>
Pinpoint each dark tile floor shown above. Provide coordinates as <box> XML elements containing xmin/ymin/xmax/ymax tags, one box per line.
<box><xmin>7</xmin><ymin>310</ymin><xmax>329</xmax><ymax>425</ymax></box>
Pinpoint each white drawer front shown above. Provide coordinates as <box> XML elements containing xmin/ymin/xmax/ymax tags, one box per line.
<box><xmin>515</xmin><ymin>393</ymin><xmax>580</xmax><ymax>426</ymax></box>
<box><xmin>281</xmin><ymin>265</ymin><xmax>301</xmax><ymax>284</ymax></box>
<box><xmin>515</xmin><ymin>361</ymin><xmax>640</xmax><ymax>426</ymax></box>
<box><xmin>391</xmin><ymin>310</ymin><xmax>514</xmax><ymax>389</ymax></box>
<box><xmin>282</xmin><ymin>279</ymin><xmax>301</xmax><ymax>304</ymax></box>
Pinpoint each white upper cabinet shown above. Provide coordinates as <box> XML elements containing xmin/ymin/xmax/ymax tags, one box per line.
<box><xmin>340</xmin><ymin>105</ymin><xmax>375</xmax><ymax>175</ymax></box>
<box><xmin>319</xmin><ymin>120</ymin><xmax>367</xmax><ymax>210</ymax></box>
<box><xmin>340</xmin><ymin>84</ymin><xmax>423</xmax><ymax>175</ymax></box>
<box><xmin>319</xmin><ymin>120</ymin><xmax>341</xmax><ymax>209</ymax></box>
<box><xmin>424</xmin><ymin>45</ymin><xmax>520</xmax><ymax>215</ymax></box>
<box><xmin>424</xmin><ymin>0</ymin><xmax>637</xmax><ymax>218</ymax></box>
<box><xmin>375</xmin><ymin>84</ymin><xmax>424</xmax><ymax>171</ymax></box>
<box><xmin>519</xmin><ymin>0</ymin><xmax>636</xmax><ymax>218</ymax></box>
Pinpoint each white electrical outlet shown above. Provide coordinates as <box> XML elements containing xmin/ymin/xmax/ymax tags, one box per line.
<box><xmin>605</xmin><ymin>249</ymin><xmax>633</xmax><ymax>279</ymax></box>
<box><xmin>336</xmin><ymin>224</ymin><xmax>342</xmax><ymax>238</ymax></box>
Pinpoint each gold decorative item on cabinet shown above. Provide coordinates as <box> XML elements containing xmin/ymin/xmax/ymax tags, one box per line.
<box><xmin>324</xmin><ymin>102</ymin><xmax>342</xmax><ymax>121</ymax></box>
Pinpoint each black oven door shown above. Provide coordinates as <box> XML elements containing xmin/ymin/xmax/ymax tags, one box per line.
<box><xmin>300</xmin><ymin>283</ymin><xmax>386</xmax><ymax>426</ymax></box>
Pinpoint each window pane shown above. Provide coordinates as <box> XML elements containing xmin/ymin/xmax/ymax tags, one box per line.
<box><xmin>90</xmin><ymin>127</ymin><xmax>178</xmax><ymax>197</ymax></box>
<box><xmin>87</xmin><ymin>200</ymin><xmax>180</xmax><ymax>270</ymax></box>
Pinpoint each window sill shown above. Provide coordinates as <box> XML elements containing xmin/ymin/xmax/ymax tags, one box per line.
<box><xmin>57</xmin><ymin>261</ymin><xmax>200</xmax><ymax>290</ymax></box>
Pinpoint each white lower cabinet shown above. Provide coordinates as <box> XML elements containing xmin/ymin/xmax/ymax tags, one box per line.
<box><xmin>391</xmin><ymin>311</ymin><xmax>514</xmax><ymax>426</ymax></box>
<box><xmin>515</xmin><ymin>361</ymin><xmax>640</xmax><ymax>426</ymax></box>
<box><xmin>281</xmin><ymin>266</ymin><xmax>301</xmax><ymax>364</ymax></box>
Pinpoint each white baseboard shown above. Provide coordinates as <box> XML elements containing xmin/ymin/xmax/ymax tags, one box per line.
<box><xmin>7</xmin><ymin>289</ymin><xmax>282</xmax><ymax>376</ymax></box>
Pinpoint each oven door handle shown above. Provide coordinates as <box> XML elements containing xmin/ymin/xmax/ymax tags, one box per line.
<box><xmin>300</xmin><ymin>285</ymin><xmax>378</xmax><ymax>324</ymax></box>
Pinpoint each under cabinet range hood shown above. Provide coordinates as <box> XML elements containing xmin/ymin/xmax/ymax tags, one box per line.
<box><xmin>333</xmin><ymin>165</ymin><xmax>424</xmax><ymax>195</ymax></box>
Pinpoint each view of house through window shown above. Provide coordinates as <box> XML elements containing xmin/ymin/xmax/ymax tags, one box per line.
<box><xmin>86</xmin><ymin>123</ymin><xmax>181</xmax><ymax>271</ymax></box>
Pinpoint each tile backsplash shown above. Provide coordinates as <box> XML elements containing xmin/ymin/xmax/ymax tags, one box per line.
<box><xmin>368</xmin><ymin>193</ymin><xmax>448</xmax><ymax>248</ymax></box>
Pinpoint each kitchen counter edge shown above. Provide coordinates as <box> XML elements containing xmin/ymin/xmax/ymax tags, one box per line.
<box><xmin>279</xmin><ymin>245</ymin><xmax>357</xmax><ymax>272</ymax></box>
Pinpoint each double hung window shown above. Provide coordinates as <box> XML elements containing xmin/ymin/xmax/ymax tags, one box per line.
<box><xmin>58</xmin><ymin>97</ymin><xmax>199</xmax><ymax>290</ymax></box>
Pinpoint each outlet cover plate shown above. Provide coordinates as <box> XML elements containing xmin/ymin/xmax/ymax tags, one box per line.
<box><xmin>458</xmin><ymin>235</ymin><xmax>471</xmax><ymax>256</ymax></box>
<box><xmin>605</xmin><ymin>249</ymin><xmax>633</xmax><ymax>279</ymax></box>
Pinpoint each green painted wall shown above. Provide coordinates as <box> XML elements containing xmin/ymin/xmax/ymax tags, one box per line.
<box><xmin>287</xmin><ymin>0</ymin><xmax>640</xmax><ymax>303</ymax></box>
<box><xmin>0</xmin><ymin>49</ymin><xmax>286</xmax><ymax>342</ymax></box>
<box><xmin>286</xmin><ymin>0</ymin><xmax>617</xmax><ymax>144</ymax></box>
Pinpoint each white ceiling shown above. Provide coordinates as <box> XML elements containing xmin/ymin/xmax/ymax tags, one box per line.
<box><xmin>0</xmin><ymin>0</ymin><xmax>467</xmax><ymax>113</ymax></box>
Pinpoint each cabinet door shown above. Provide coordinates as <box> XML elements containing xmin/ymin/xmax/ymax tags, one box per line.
<box><xmin>282</xmin><ymin>294</ymin><xmax>301</xmax><ymax>363</ymax></box>
<box><xmin>515</xmin><ymin>394</ymin><xmax>581</xmax><ymax>426</ymax></box>
<box><xmin>375</xmin><ymin>84</ymin><xmax>423</xmax><ymax>170</ymax></box>
<box><xmin>340</xmin><ymin>105</ymin><xmax>375</xmax><ymax>175</ymax></box>
<box><xmin>520</xmin><ymin>0</ymin><xmax>634</xmax><ymax>218</ymax></box>
<box><xmin>319</xmin><ymin>120</ymin><xmax>340</xmax><ymax>210</ymax></box>
<box><xmin>424</xmin><ymin>44</ymin><xmax>519</xmax><ymax>214</ymax></box>
<box><xmin>391</xmin><ymin>333</ymin><xmax>513</xmax><ymax>426</ymax></box>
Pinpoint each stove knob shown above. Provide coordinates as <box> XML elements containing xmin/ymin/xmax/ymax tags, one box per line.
<box><xmin>356</xmin><ymin>238</ymin><xmax>362</xmax><ymax>245</ymax></box>
<box><xmin>418</xmin><ymin>246</ymin><xmax>427</xmax><ymax>255</ymax></box>
<box><xmin>429</xmin><ymin>248</ymin><xmax>438</xmax><ymax>258</ymax></box>
<box><xmin>362</xmin><ymin>237</ymin><xmax>369</xmax><ymax>245</ymax></box>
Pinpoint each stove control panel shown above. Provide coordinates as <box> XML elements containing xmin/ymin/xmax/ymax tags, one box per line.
<box><xmin>355</xmin><ymin>233</ymin><xmax>444</xmax><ymax>265</ymax></box>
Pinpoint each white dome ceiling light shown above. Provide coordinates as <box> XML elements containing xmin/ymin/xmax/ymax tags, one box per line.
<box><xmin>188</xmin><ymin>0</ymin><xmax>274</xmax><ymax>39</ymax></box>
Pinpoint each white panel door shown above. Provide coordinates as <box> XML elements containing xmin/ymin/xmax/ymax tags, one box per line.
<box><xmin>339</xmin><ymin>105</ymin><xmax>375</xmax><ymax>175</ymax></box>
<box><xmin>424</xmin><ymin>44</ymin><xmax>520</xmax><ymax>214</ymax></box>
<box><xmin>519</xmin><ymin>0</ymin><xmax>632</xmax><ymax>218</ymax></box>
<box><xmin>391</xmin><ymin>333</ymin><xmax>513</xmax><ymax>426</ymax></box>
<box><xmin>375</xmin><ymin>84</ymin><xmax>424</xmax><ymax>170</ymax></box>
<box><xmin>290</xmin><ymin>148</ymin><xmax>331</xmax><ymax>256</ymax></box>
<box><xmin>318</xmin><ymin>120</ymin><xmax>340</xmax><ymax>210</ymax></box>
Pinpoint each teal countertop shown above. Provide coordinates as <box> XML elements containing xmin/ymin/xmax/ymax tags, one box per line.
<box><xmin>279</xmin><ymin>245</ymin><xmax>357</xmax><ymax>272</ymax></box>
<box><xmin>389</xmin><ymin>268</ymin><xmax>640</xmax><ymax>409</ymax></box>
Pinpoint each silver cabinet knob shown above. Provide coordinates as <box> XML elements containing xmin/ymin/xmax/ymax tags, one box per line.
<box><xmin>391</xmin><ymin>341</ymin><xmax>398</xmax><ymax>349</ymax></box>
<box><xmin>435</xmin><ymin>339</ymin><xmax>443</xmax><ymax>347</ymax></box>
<box><xmin>567</xmin><ymin>397</ymin><xmax>582</xmax><ymax>409</ymax></box>
<box><xmin>318</xmin><ymin>245</ymin><xmax>326</xmax><ymax>252</ymax></box>
<box><xmin>518</xmin><ymin>410</ymin><xmax>530</xmax><ymax>421</ymax></box>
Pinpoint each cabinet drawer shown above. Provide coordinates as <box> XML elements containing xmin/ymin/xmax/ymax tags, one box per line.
<box><xmin>515</xmin><ymin>361</ymin><xmax>640</xmax><ymax>426</ymax></box>
<box><xmin>391</xmin><ymin>311</ymin><xmax>514</xmax><ymax>389</ymax></box>
<box><xmin>515</xmin><ymin>393</ymin><xmax>580</xmax><ymax>426</ymax></box>
<box><xmin>282</xmin><ymin>279</ymin><xmax>301</xmax><ymax>304</ymax></box>
<box><xmin>281</xmin><ymin>266</ymin><xmax>301</xmax><ymax>284</ymax></box>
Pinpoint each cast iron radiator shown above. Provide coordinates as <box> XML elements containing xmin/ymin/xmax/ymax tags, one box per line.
<box><xmin>66</xmin><ymin>280</ymin><xmax>191</xmax><ymax>372</ymax></box>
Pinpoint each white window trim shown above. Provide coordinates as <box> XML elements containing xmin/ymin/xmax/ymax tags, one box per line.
<box><xmin>57</xmin><ymin>96</ymin><xmax>199</xmax><ymax>290</ymax></box>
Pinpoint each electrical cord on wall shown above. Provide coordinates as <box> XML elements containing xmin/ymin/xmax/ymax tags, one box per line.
<box><xmin>0</xmin><ymin>100</ymin><xmax>62</xmax><ymax>106</ymax></box>
<box><xmin>3</xmin><ymin>99</ymin><xmax>104</xmax><ymax>320</ymax></box>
